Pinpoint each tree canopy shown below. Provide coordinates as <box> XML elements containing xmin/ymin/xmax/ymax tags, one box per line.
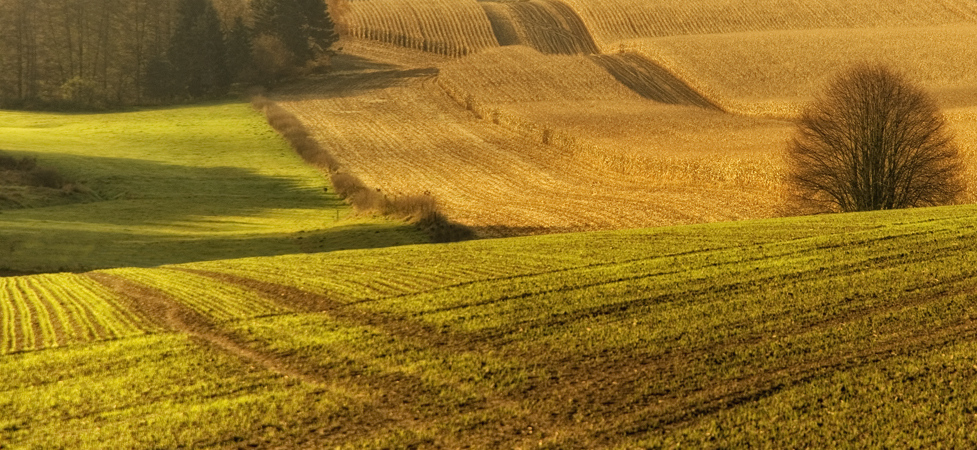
<box><xmin>788</xmin><ymin>64</ymin><xmax>965</xmax><ymax>212</ymax></box>
<box><xmin>0</xmin><ymin>0</ymin><xmax>339</xmax><ymax>108</ymax></box>
<box><xmin>252</xmin><ymin>0</ymin><xmax>339</xmax><ymax>65</ymax></box>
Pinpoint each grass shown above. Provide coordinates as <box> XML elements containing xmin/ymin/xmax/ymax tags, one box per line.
<box><xmin>4</xmin><ymin>204</ymin><xmax>977</xmax><ymax>447</ymax></box>
<box><xmin>0</xmin><ymin>103</ymin><xmax>428</xmax><ymax>272</ymax></box>
<box><xmin>0</xmin><ymin>334</ymin><xmax>364</xmax><ymax>449</ymax></box>
<box><xmin>0</xmin><ymin>273</ymin><xmax>156</xmax><ymax>354</ymax></box>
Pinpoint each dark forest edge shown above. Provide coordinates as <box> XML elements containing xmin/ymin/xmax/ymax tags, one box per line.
<box><xmin>0</xmin><ymin>0</ymin><xmax>339</xmax><ymax>110</ymax></box>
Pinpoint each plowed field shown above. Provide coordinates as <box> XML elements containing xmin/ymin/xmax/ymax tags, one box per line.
<box><xmin>301</xmin><ymin>0</ymin><xmax>977</xmax><ymax>232</ymax></box>
<box><xmin>342</xmin><ymin>0</ymin><xmax>498</xmax><ymax>56</ymax></box>
<box><xmin>480</xmin><ymin>0</ymin><xmax>598</xmax><ymax>55</ymax></box>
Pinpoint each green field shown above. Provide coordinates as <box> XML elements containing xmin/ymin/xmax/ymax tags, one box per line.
<box><xmin>0</xmin><ymin>104</ymin><xmax>427</xmax><ymax>273</ymax></box>
<box><xmin>5</xmin><ymin>0</ymin><xmax>977</xmax><ymax>446</ymax></box>
<box><xmin>3</xmin><ymin>202</ymin><xmax>977</xmax><ymax>447</ymax></box>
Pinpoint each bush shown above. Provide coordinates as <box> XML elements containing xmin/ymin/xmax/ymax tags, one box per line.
<box><xmin>0</xmin><ymin>154</ymin><xmax>36</xmax><ymax>171</ymax></box>
<box><xmin>788</xmin><ymin>64</ymin><xmax>965</xmax><ymax>212</ymax></box>
<box><xmin>30</xmin><ymin>168</ymin><xmax>66</xmax><ymax>189</ymax></box>
<box><xmin>60</xmin><ymin>77</ymin><xmax>103</xmax><ymax>109</ymax></box>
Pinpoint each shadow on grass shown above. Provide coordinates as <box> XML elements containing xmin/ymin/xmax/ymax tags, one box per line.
<box><xmin>0</xmin><ymin>152</ymin><xmax>430</xmax><ymax>272</ymax></box>
<box><xmin>0</xmin><ymin>222</ymin><xmax>427</xmax><ymax>274</ymax></box>
<box><xmin>16</xmin><ymin>152</ymin><xmax>338</xmax><ymax>220</ymax></box>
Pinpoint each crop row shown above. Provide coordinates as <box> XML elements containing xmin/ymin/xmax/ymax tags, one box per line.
<box><xmin>342</xmin><ymin>0</ymin><xmax>499</xmax><ymax>57</ymax></box>
<box><xmin>104</xmin><ymin>268</ymin><xmax>289</xmax><ymax>323</ymax></box>
<box><xmin>183</xmin><ymin>205</ymin><xmax>974</xmax><ymax>308</ymax></box>
<box><xmin>338</xmin><ymin>0</ymin><xmax>977</xmax><ymax>58</ymax></box>
<box><xmin>479</xmin><ymin>0</ymin><xmax>598</xmax><ymax>55</ymax></box>
<box><xmin>0</xmin><ymin>274</ymin><xmax>155</xmax><ymax>354</ymax></box>
<box><xmin>170</xmin><ymin>204</ymin><xmax>977</xmax><ymax>447</ymax></box>
<box><xmin>557</xmin><ymin>0</ymin><xmax>977</xmax><ymax>50</ymax></box>
<box><xmin>186</xmin><ymin>246</ymin><xmax>558</xmax><ymax>305</ymax></box>
<box><xmin>277</xmin><ymin>68</ymin><xmax>644</xmax><ymax>231</ymax></box>
<box><xmin>438</xmin><ymin>46</ymin><xmax>639</xmax><ymax>106</ymax></box>
<box><xmin>622</xmin><ymin>25</ymin><xmax>977</xmax><ymax>118</ymax></box>
<box><xmin>280</xmin><ymin>41</ymin><xmax>790</xmax><ymax>231</ymax></box>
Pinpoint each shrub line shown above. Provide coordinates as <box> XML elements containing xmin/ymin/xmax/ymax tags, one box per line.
<box><xmin>251</xmin><ymin>96</ymin><xmax>473</xmax><ymax>242</ymax></box>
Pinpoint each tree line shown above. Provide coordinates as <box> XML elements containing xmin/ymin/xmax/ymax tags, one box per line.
<box><xmin>0</xmin><ymin>0</ymin><xmax>338</xmax><ymax>109</ymax></box>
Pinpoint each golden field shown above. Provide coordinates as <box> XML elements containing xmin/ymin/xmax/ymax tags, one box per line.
<box><xmin>284</xmin><ymin>1</ymin><xmax>977</xmax><ymax>235</ymax></box>
<box><xmin>624</xmin><ymin>25</ymin><xmax>977</xmax><ymax>117</ymax></box>
<box><xmin>556</xmin><ymin>0</ymin><xmax>977</xmax><ymax>50</ymax></box>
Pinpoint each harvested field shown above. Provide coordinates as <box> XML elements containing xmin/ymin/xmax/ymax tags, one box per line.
<box><xmin>559</xmin><ymin>0</ymin><xmax>977</xmax><ymax>50</ymax></box>
<box><xmin>589</xmin><ymin>52</ymin><xmax>716</xmax><ymax>107</ymax></box>
<box><xmin>276</xmin><ymin>48</ymin><xmax>787</xmax><ymax>235</ymax></box>
<box><xmin>480</xmin><ymin>0</ymin><xmax>598</xmax><ymax>55</ymax></box>
<box><xmin>437</xmin><ymin>46</ymin><xmax>643</xmax><ymax>105</ymax></box>
<box><xmin>624</xmin><ymin>25</ymin><xmax>977</xmax><ymax>116</ymax></box>
<box><xmin>341</xmin><ymin>0</ymin><xmax>498</xmax><ymax>56</ymax></box>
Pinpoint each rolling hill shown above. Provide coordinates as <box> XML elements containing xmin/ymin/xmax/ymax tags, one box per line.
<box><xmin>0</xmin><ymin>104</ymin><xmax>428</xmax><ymax>273</ymax></box>
<box><xmin>282</xmin><ymin>0</ymin><xmax>977</xmax><ymax>233</ymax></box>
<box><xmin>4</xmin><ymin>0</ymin><xmax>977</xmax><ymax>447</ymax></box>
<box><xmin>4</xmin><ymin>204</ymin><xmax>977</xmax><ymax>447</ymax></box>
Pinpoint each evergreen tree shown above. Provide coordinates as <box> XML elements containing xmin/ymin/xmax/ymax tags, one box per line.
<box><xmin>169</xmin><ymin>0</ymin><xmax>229</xmax><ymax>98</ymax></box>
<box><xmin>143</xmin><ymin>57</ymin><xmax>179</xmax><ymax>100</ymax></box>
<box><xmin>252</xmin><ymin>0</ymin><xmax>338</xmax><ymax>66</ymax></box>
<box><xmin>225</xmin><ymin>16</ymin><xmax>254</xmax><ymax>83</ymax></box>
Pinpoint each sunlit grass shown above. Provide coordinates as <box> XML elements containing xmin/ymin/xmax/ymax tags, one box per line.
<box><xmin>0</xmin><ymin>103</ymin><xmax>428</xmax><ymax>272</ymax></box>
<box><xmin>5</xmin><ymin>204</ymin><xmax>977</xmax><ymax>447</ymax></box>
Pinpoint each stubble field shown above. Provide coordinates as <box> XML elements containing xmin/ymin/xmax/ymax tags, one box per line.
<box><xmin>277</xmin><ymin>0</ymin><xmax>977</xmax><ymax>235</ymax></box>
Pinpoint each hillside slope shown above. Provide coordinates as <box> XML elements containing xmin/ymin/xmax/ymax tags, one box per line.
<box><xmin>4</xmin><ymin>204</ymin><xmax>977</xmax><ymax>447</ymax></box>
<box><xmin>278</xmin><ymin>44</ymin><xmax>789</xmax><ymax>235</ymax></box>
<box><xmin>309</xmin><ymin>1</ymin><xmax>977</xmax><ymax>232</ymax></box>
<box><xmin>559</xmin><ymin>0</ymin><xmax>977</xmax><ymax>50</ymax></box>
<box><xmin>625</xmin><ymin>25</ymin><xmax>977</xmax><ymax>116</ymax></box>
<box><xmin>0</xmin><ymin>104</ymin><xmax>427</xmax><ymax>273</ymax></box>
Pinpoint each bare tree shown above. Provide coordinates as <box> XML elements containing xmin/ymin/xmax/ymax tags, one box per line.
<box><xmin>788</xmin><ymin>64</ymin><xmax>965</xmax><ymax>212</ymax></box>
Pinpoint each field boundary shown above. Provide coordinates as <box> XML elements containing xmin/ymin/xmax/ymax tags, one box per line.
<box><xmin>252</xmin><ymin>96</ymin><xmax>473</xmax><ymax>242</ymax></box>
<box><xmin>436</xmin><ymin>75</ymin><xmax>591</xmax><ymax>156</ymax></box>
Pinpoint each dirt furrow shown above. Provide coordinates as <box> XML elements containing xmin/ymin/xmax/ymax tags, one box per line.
<box><xmin>85</xmin><ymin>272</ymin><xmax>323</xmax><ymax>386</ymax></box>
<box><xmin>175</xmin><ymin>268</ymin><xmax>479</xmax><ymax>352</ymax></box>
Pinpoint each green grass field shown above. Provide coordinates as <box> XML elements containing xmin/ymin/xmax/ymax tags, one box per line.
<box><xmin>0</xmin><ymin>103</ymin><xmax>427</xmax><ymax>273</ymax></box>
<box><xmin>3</xmin><ymin>202</ymin><xmax>977</xmax><ymax>448</ymax></box>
